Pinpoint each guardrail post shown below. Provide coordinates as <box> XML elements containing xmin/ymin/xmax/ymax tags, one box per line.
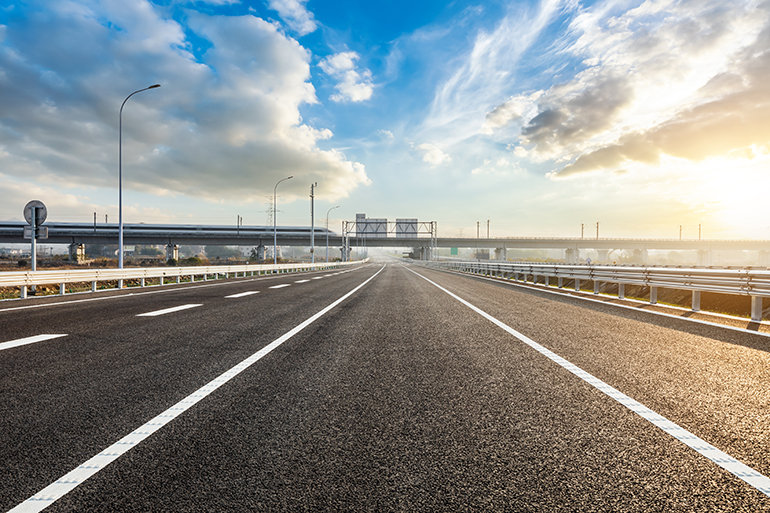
<box><xmin>59</xmin><ymin>283</ymin><xmax>65</xmax><ymax>295</ymax></box>
<box><xmin>574</xmin><ymin>278</ymin><xmax>580</xmax><ymax>292</ymax></box>
<box><xmin>650</xmin><ymin>286</ymin><xmax>658</xmax><ymax>304</ymax></box>
<box><xmin>91</xmin><ymin>281</ymin><xmax>97</xmax><ymax>292</ymax></box>
<box><xmin>691</xmin><ymin>291</ymin><xmax>700</xmax><ymax>311</ymax></box>
<box><xmin>140</xmin><ymin>277</ymin><xmax>145</xmax><ymax>287</ymax></box>
<box><xmin>176</xmin><ymin>276</ymin><xmax>180</xmax><ymax>284</ymax></box>
<box><xmin>21</xmin><ymin>285</ymin><xmax>27</xmax><ymax>299</ymax></box>
<box><xmin>594</xmin><ymin>281</ymin><xmax>600</xmax><ymax>295</ymax></box>
<box><xmin>118</xmin><ymin>279</ymin><xmax>123</xmax><ymax>289</ymax></box>
<box><xmin>751</xmin><ymin>296</ymin><xmax>763</xmax><ymax>322</ymax></box>
<box><xmin>618</xmin><ymin>283</ymin><xmax>625</xmax><ymax>299</ymax></box>
<box><xmin>558</xmin><ymin>277</ymin><xmax>563</xmax><ymax>288</ymax></box>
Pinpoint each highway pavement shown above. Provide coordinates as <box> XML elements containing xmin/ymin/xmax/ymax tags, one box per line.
<box><xmin>1</xmin><ymin>262</ymin><xmax>769</xmax><ymax>511</ymax></box>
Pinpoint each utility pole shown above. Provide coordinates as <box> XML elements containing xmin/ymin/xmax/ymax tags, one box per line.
<box><xmin>94</xmin><ymin>212</ymin><xmax>97</xmax><ymax>232</ymax></box>
<box><xmin>596</xmin><ymin>222</ymin><xmax>599</xmax><ymax>240</ymax></box>
<box><xmin>581</xmin><ymin>223</ymin><xmax>584</xmax><ymax>239</ymax></box>
<box><xmin>679</xmin><ymin>225</ymin><xmax>682</xmax><ymax>241</ymax></box>
<box><xmin>487</xmin><ymin>219</ymin><xmax>490</xmax><ymax>238</ymax></box>
<box><xmin>477</xmin><ymin>221</ymin><xmax>479</xmax><ymax>239</ymax></box>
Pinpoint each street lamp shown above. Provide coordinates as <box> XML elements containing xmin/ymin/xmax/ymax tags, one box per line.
<box><xmin>119</xmin><ymin>84</ymin><xmax>160</xmax><ymax>271</ymax></box>
<box><xmin>310</xmin><ymin>182</ymin><xmax>317</xmax><ymax>264</ymax></box>
<box><xmin>326</xmin><ymin>205</ymin><xmax>340</xmax><ymax>262</ymax></box>
<box><xmin>274</xmin><ymin>175</ymin><xmax>293</xmax><ymax>265</ymax></box>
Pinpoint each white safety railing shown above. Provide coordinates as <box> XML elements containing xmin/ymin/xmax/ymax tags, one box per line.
<box><xmin>424</xmin><ymin>261</ymin><xmax>770</xmax><ymax>321</ymax></box>
<box><xmin>0</xmin><ymin>260</ymin><xmax>367</xmax><ymax>300</ymax></box>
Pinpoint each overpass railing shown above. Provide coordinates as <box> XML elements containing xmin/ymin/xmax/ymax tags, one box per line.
<box><xmin>0</xmin><ymin>260</ymin><xmax>367</xmax><ymax>300</ymax></box>
<box><xmin>424</xmin><ymin>261</ymin><xmax>770</xmax><ymax>321</ymax></box>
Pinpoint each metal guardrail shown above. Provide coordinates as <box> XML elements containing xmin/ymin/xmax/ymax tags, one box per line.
<box><xmin>0</xmin><ymin>260</ymin><xmax>367</xmax><ymax>300</ymax></box>
<box><xmin>425</xmin><ymin>261</ymin><xmax>770</xmax><ymax>321</ymax></box>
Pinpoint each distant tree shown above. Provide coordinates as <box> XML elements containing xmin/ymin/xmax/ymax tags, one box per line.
<box><xmin>205</xmin><ymin>246</ymin><xmax>241</xmax><ymax>259</ymax></box>
<box><xmin>138</xmin><ymin>246</ymin><xmax>162</xmax><ymax>256</ymax></box>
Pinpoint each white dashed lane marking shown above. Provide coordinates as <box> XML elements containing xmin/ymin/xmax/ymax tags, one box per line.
<box><xmin>225</xmin><ymin>291</ymin><xmax>260</xmax><ymax>299</ymax></box>
<box><xmin>295</xmin><ymin>280</ymin><xmax>311</xmax><ymax>283</ymax></box>
<box><xmin>9</xmin><ymin>265</ymin><xmax>386</xmax><ymax>513</ymax></box>
<box><xmin>136</xmin><ymin>304</ymin><xmax>202</xmax><ymax>317</ymax></box>
<box><xmin>269</xmin><ymin>284</ymin><xmax>291</xmax><ymax>289</ymax></box>
<box><xmin>0</xmin><ymin>334</ymin><xmax>68</xmax><ymax>351</ymax></box>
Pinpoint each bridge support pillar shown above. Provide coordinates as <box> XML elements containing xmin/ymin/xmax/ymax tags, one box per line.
<box><xmin>166</xmin><ymin>244</ymin><xmax>179</xmax><ymax>261</ymax></box>
<box><xmin>597</xmin><ymin>249</ymin><xmax>610</xmax><ymax>263</ymax></box>
<box><xmin>697</xmin><ymin>249</ymin><xmax>712</xmax><ymax>267</ymax></box>
<box><xmin>256</xmin><ymin>243</ymin><xmax>266</xmax><ymax>263</ymax></box>
<box><xmin>565</xmin><ymin>248</ymin><xmax>579</xmax><ymax>264</ymax></box>
<box><xmin>69</xmin><ymin>243</ymin><xmax>86</xmax><ymax>263</ymax></box>
<box><xmin>495</xmin><ymin>247</ymin><xmax>507</xmax><ymax>261</ymax></box>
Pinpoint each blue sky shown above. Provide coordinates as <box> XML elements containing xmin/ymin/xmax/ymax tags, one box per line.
<box><xmin>1</xmin><ymin>0</ymin><xmax>769</xmax><ymax>239</ymax></box>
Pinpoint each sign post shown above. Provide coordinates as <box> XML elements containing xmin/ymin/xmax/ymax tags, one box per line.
<box><xmin>23</xmin><ymin>201</ymin><xmax>48</xmax><ymax>294</ymax></box>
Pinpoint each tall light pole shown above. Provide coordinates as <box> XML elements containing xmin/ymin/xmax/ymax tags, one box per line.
<box><xmin>119</xmin><ymin>84</ymin><xmax>160</xmax><ymax>270</ymax></box>
<box><xmin>310</xmin><ymin>182</ymin><xmax>317</xmax><ymax>264</ymax></box>
<box><xmin>274</xmin><ymin>175</ymin><xmax>293</xmax><ymax>265</ymax></box>
<box><xmin>326</xmin><ymin>205</ymin><xmax>340</xmax><ymax>262</ymax></box>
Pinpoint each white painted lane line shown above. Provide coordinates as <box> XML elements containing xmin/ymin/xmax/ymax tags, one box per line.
<box><xmin>311</xmin><ymin>277</ymin><xmax>324</xmax><ymax>280</ymax></box>
<box><xmin>225</xmin><ymin>291</ymin><xmax>260</xmax><ymax>299</ymax></box>
<box><xmin>269</xmin><ymin>284</ymin><xmax>291</xmax><ymax>289</ymax></box>
<box><xmin>0</xmin><ymin>334</ymin><xmax>67</xmax><ymax>351</ymax></box>
<box><xmin>10</xmin><ymin>265</ymin><xmax>385</xmax><ymax>513</ymax></box>
<box><xmin>136</xmin><ymin>304</ymin><xmax>202</xmax><ymax>317</ymax></box>
<box><xmin>295</xmin><ymin>280</ymin><xmax>311</xmax><ymax>283</ymax></box>
<box><xmin>406</xmin><ymin>266</ymin><xmax>770</xmax><ymax>498</ymax></box>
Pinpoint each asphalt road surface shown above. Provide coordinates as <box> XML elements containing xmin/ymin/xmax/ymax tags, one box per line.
<box><xmin>1</xmin><ymin>262</ymin><xmax>769</xmax><ymax>511</ymax></box>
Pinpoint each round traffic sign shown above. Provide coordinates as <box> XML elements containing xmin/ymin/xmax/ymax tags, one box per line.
<box><xmin>24</xmin><ymin>200</ymin><xmax>48</xmax><ymax>225</ymax></box>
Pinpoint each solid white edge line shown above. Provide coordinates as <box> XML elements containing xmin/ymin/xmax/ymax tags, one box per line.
<box><xmin>10</xmin><ymin>264</ymin><xmax>385</xmax><ymax>513</ymax></box>
<box><xmin>431</xmin><ymin>265</ymin><xmax>770</xmax><ymax>339</ymax></box>
<box><xmin>0</xmin><ymin>334</ymin><xmax>68</xmax><ymax>351</ymax></box>
<box><xmin>405</xmin><ymin>265</ymin><xmax>770</xmax><ymax>498</ymax></box>
<box><xmin>136</xmin><ymin>304</ymin><xmax>202</xmax><ymax>317</ymax></box>
<box><xmin>225</xmin><ymin>291</ymin><xmax>260</xmax><ymax>299</ymax></box>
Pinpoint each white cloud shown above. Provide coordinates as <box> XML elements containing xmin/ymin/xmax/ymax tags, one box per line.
<box><xmin>267</xmin><ymin>0</ymin><xmax>317</xmax><ymax>36</ymax></box>
<box><xmin>319</xmin><ymin>51</ymin><xmax>374</xmax><ymax>103</ymax></box>
<box><xmin>0</xmin><ymin>1</ymin><xmax>369</xmax><ymax>205</ymax></box>
<box><xmin>423</xmin><ymin>0</ymin><xmax>566</xmax><ymax>141</ymax></box>
<box><xmin>417</xmin><ymin>143</ymin><xmax>450</xmax><ymax>166</ymax></box>
<box><xmin>515</xmin><ymin>0</ymin><xmax>770</xmax><ymax>177</ymax></box>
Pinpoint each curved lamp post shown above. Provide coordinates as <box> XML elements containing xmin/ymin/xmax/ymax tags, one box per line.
<box><xmin>119</xmin><ymin>84</ymin><xmax>160</xmax><ymax>271</ymax></box>
<box><xmin>326</xmin><ymin>205</ymin><xmax>339</xmax><ymax>263</ymax></box>
<box><xmin>274</xmin><ymin>175</ymin><xmax>293</xmax><ymax>265</ymax></box>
